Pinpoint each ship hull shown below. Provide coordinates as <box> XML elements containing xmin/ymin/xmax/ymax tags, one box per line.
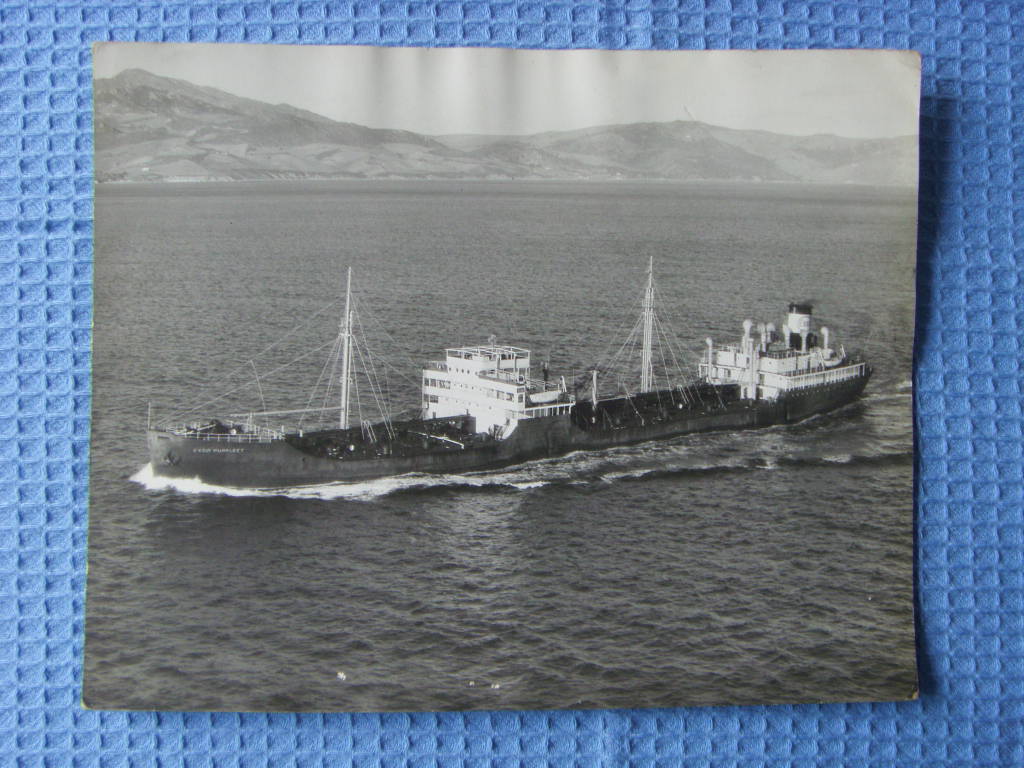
<box><xmin>148</xmin><ymin>372</ymin><xmax>869</xmax><ymax>488</ymax></box>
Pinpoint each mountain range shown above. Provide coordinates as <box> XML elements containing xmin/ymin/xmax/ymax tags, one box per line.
<box><xmin>94</xmin><ymin>69</ymin><xmax>916</xmax><ymax>186</ymax></box>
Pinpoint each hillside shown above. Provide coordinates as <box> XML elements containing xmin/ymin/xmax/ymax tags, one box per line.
<box><xmin>94</xmin><ymin>69</ymin><xmax>916</xmax><ymax>186</ymax></box>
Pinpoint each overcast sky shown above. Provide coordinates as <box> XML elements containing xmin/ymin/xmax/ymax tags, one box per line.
<box><xmin>93</xmin><ymin>43</ymin><xmax>919</xmax><ymax>139</ymax></box>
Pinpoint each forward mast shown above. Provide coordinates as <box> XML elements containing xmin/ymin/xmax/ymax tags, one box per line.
<box><xmin>640</xmin><ymin>256</ymin><xmax>655</xmax><ymax>393</ymax></box>
<box><xmin>338</xmin><ymin>267</ymin><xmax>353</xmax><ymax>430</ymax></box>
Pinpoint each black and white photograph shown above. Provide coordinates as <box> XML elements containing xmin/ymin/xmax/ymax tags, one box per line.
<box><xmin>85</xmin><ymin>43</ymin><xmax>920</xmax><ymax>711</ymax></box>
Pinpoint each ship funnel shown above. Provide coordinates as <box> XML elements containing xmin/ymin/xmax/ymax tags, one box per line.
<box><xmin>786</xmin><ymin>303</ymin><xmax>813</xmax><ymax>351</ymax></box>
<box><xmin>821</xmin><ymin>326</ymin><xmax>830</xmax><ymax>350</ymax></box>
<box><xmin>742</xmin><ymin>319</ymin><xmax>753</xmax><ymax>342</ymax></box>
<box><xmin>782</xmin><ymin>324</ymin><xmax>790</xmax><ymax>349</ymax></box>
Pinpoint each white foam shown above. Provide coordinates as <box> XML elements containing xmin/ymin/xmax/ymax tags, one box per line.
<box><xmin>602</xmin><ymin>467</ymin><xmax>656</xmax><ymax>482</ymax></box>
<box><xmin>821</xmin><ymin>454</ymin><xmax>854</xmax><ymax>464</ymax></box>
<box><xmin>131</xmin><ymin>463</ymin><xmax>264</xmax><ymax>497</ymax></box>
<box><xmin>130</xmin><ymin>462</ymin><xmax>557</xmax><ymax>501</ymax></box>
<box><xmin>131</xmin><ymin>462</ymin><xmax>423</xmax><ymax>500</ymax></box>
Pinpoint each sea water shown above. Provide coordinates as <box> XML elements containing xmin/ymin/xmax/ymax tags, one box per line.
<box><xmin>85</xmin><ymin>180</ymin><xmax>917</xmax><ymax>711</ymax></box>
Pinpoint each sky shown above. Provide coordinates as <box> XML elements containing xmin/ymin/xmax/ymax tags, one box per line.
<box><xmin>93</xmin><ymin>43</ymin><xmax>920</xmax><ymax>139</ymax></box>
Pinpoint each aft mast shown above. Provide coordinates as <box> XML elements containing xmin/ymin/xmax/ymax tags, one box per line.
<box><xmin>640</xmin><ymin>256</ymin><xmax>655</xmax><ymax>392</ymax></box>
<box><xmin>338</xmin><ymin>267</ymin><xmax>353</xmax><ymax>430</ymax></box>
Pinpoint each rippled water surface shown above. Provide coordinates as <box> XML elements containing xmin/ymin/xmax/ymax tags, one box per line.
<box><xmin>86</xmin><ymin>180</ymin><xmax>917</xmax><ymax>711</ymax></box>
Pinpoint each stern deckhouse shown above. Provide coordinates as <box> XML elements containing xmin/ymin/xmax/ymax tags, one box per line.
<box><xmin>700</xmin><ymin>303</ymin><xmax>869</xmax><ymax>401</ymax></box>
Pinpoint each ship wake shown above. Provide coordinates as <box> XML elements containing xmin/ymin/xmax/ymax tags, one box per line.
<box><xmin>130</xmin><ymin>462</ymin><xmax>555</xmax><ymax>501</ymax></box>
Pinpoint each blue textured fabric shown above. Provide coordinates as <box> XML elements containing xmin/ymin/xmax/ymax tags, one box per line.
<box><xmin>1</xmin><ymin>0</ymin><xmax>1021</xmax><ymax>765</ymax></box>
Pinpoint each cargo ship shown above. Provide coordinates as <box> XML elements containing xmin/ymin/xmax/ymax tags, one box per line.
<box><xmin>147</xmin><ymin>263</ymin><xmax>871</xmax><ymax>488</ymax></box>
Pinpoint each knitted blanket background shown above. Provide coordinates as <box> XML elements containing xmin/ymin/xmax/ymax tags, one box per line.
<box><xmin>2</xmin><ymin>1</ymin><xmax>1021</xmax><ymax>765</ymax></box>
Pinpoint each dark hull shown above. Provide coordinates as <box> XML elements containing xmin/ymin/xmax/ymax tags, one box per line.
<box><xmin>148</xmin><ymin>372</ymin><xmax>869</xmax><ymax>488</ymax></box>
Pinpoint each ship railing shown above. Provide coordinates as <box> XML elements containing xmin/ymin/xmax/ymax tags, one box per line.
<box><xmin>478</xmin><ymin>370</ymin><xmax>567</xmax><ymax>391</ymax></box>
<box><xmin>521</xmin><ymin>402</ymin><xmax>575</xmax><ymax>419</ymax></box>
<box><xmin>704</xmin><ymin>362</ymin><xmax>864</xmax><ymax>391</ymax></box>
<box><xmin>767</xmin><ymin>362</ymin><xmax>867</xmax><ymax>389</ymax></box>
<box><xmin>762</xmin><ymin>348</ymin><xmax>804</xmax><ymax>359</ymax></box>
<box><xmin>529</xmin><ymin>379</ymin><xmax>565</xmax><ymax>392</ymax></box>
<box><xmin>164</xmin><ymin>425</ymin><xmax>285</xmax><ymax>442</ymax></box>
<box><xmin>477</xmin><ymin>369</ymin><xmax>530</xmax><ymax>386</ymax></box>
<box><xmin>423</xmin><ymin>361</ymin><xmax>448</xmax><ymax>372</ymax></box>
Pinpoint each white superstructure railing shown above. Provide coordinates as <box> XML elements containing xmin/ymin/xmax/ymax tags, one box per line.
<box><xmin>764</xmin><ymin>361</ymin><xmax>867</xmax><ymax>390</ymax></box>
<box><xmin>165</xmin><ymin>425</ymin><xmax>285</xmax><ymax>442</ymax></box>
